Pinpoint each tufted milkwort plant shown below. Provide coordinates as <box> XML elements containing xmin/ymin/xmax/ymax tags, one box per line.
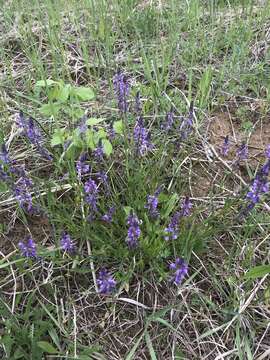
<box><xmin>1</xmin><ymin>73</ymin><xmax>269</xmax><ymax>302</ymax></box>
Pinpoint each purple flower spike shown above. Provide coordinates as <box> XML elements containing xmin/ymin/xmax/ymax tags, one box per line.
<box><xmin>162</xmin><ymin>111</ymin><xmax>174</xmax><ymax>131</ymax></box>
<box><xmin>93</xmin><ymin>145</ymin><xmax>104</xmax><ymax>160</ymax></box>
<box><xmin>133</xmin><ymin>117</ymin><xmax>153</xmax><ymax>156</ymax></box>
<box><xmin>236</xmin><ymin>143</ymin><xmax>248</xmax><ymax>161</ymax></box>
<box><xmin>60</xmin><ymin>232</ymin><xmax>75</xmax><ymax>253</ymax></box>
<box><xmin>181</xmin><ymin>196</ymin><xmax>192</xmax><ymax>217</ymax></box>
<box><xmin>84</xmin><ymin>179</ymin><xmax>99</xmax><ymax>212</ymax></box>
<box><xmin>18</xmin><ymin>237</ymin><xmax>37</xmax><ymax>258</ymax></box>
<box><xmin>0</xmin><ymin>144</ymin><xmax>11</xmax><ymax>164</ymax></box>
<box><xmin>265</xmin><ymin>144</ymin><xmax>270</xmax><ymax>159</ymax></box>
<box><xmin>145</xmin><ymin>187</ymin><xmax>161</xmax><ymax>219</ymax></box>
<box><xmin>179</xmin><ymin>102</ymin><xmax>194</xmax><ymax>140</ymax></box>
<box><xmin>126</xmin><ymin>213</ymin><xmax>141</xmax><ymax>248</ymax></box>
<box><xmin>221</xmin><ymin>135</ymin><xmax>230</xmax><ymax>156</ymax></box>
<box><xmin>101</xmin><ymin>206</ymin><xmax>115</xmax><ymax>223</ymax></box>
<box><xmin>113</xmin><ymin>72</ymin><xmax>130</xmax><ymax>113</ymax></box>
<box><xmin>164</xmin><ymin>211</ymin><xmax>181</xmax><ymax>241</ymax></box>
<box><xmin>76</xmin><ymin>153</ymin><xmax>90</xmax><ymax>180</ymax></box>
<box><xmin>15</xmin><ymin>177</ymin><xmax>34</xmax><ymax>212</ymax></box>
<box><xmin>97</xmin><ymin>269</ymin><xmax>116</xmax><ymax>294</ymax></box>
<box><xmin>169</xmin><ymin>258</ymin><xmax>188</xmax><ymax>285</ymax></box>
<box><xmin>16</xmin><ymin>112</ymin><xmax>52</xmax><ymax>160</ymax></box>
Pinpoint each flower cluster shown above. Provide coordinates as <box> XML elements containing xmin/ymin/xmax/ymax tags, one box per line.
<box><xmin>101</xmin><ymin>206</ymin><xmax>115</xmax><ymax>223</ymax></box>
<box><xmin>236</xmin><ymin>142</ymin><xmax>248</xmax><ymax>161</ymax></box>
<box><xmin>76</xmin><ymin>153</ymin><xmax>90</xmax><ymax>180</ymax></box>
<box><xmin>221</xmin><ymin>135</ymin><xmax>230</xmax><ymax>156</ymax></box>
<box><xmin>60</xmin><ymin>232</ymin><xmax>75</xmax><ymax>253</ymax></box>
<box><xmin>181</xmin><ymin>196</ymin><xmax>192</xmax><ymax>216</ymax></box>
<box><xmin>179</xmin><ymin>102</ymin><xmax>194</xmax><ymax>140</ymax></box>
<box><xmin>133</xmin><ymin>117</ymin><xmax>153</xmax><ymax>156</ymax></box>
<box><xmin>16</xmin><ymin>112</ymin><xmax>52</xmax><ymax>160</ymax></box>
<box><xmin>126</xmin><ymin>213</ymin><xmax>141</xmax><ymax>248</ymax></box>
<box><xmin>164</xmin><ymin>197</ymin><xmax>192</xmax><ymax>240</ymax></box>
<box><xmin>162</xmin><ymin>111</ymin><xmax>174</xmax><ymax>131</ymax></box>
<box><xmin>169</xmin><ymin>258</ymin><xmax>188</xmax><ymax>285</ymax></box>
<box><xmin>113</xmin><ymin>72</ymin><xmax>130</xmax><ymax>113</ymax></box>
<box><xmin>0</xmin><ymin>144</ymin><xmax>34</xmax><ymax>212</ymax></box>
<box><xmin>245</xmin><ymin>153</ymin><xmax>270</xmax><ymax>211</ymax></box>
<box><xmin>84</xmin><ymin>179</ymin><xmax>99</xmax><ymax>218</ymax></box>
<box><xmin>93</xmin><ymin>145</ymin><xmax>104</xmax><ymax>160</ymax></box>
<box><xmin>164</xmin><ymin>211</ymin><xmax>181</xmax><ymax>241</ymax></box>
<box><xmin>145</xmin><ymin>187</ymin><xmax>162</xmax><ymax>219</ymax></box>
<box><xmin>18</xmin><ymin>237</ymin><xmax>37</xmax><ymax>258</ymax></box>
<box><xmin>97</xmin><ymin>269</ymin><xmax>116</xmax><ymax>294</ymax></box>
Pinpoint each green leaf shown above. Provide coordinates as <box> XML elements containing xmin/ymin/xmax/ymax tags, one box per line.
<box><xmin>94</xmin><ymin>129</ymin><xmax>107</xmax><ymax>143</ymax></box>
<box><xmin>85</xmin><ymin>130</ymin><xmax>95</xmax><ymax>149</ymax></box>
<box><xmin>51</xmin><ymin>129</ymin><xmax>66</xmax><ymax>147</ymax></box>
<box><xmin>72</xmin><ymin>87</ymin><xmax>95</xmax><ymax>101</ymax></box>
<box><xmin>57</xmin><ymin>84</ymin><xmax>71</xmax><ymax>102</ymax></box>
<box><xmin>244</xmin><ymin>265</ymin><xmax>270</xmax><ymax>279</ymax></box>
<box><xmin>102</xmin><ymin>139</ymin><xmax>113</xmax><ymax>156</ymax></box>
<box><xmin>86</xmin><ymin>117</ymin><xmax>105</xmax><ymax>126</ymax></box>
<box><xmin>145</xmin><ymin>332</ymin><xmax>157</xmax><ymax>360</ymax></box>
<box><xmin>113</xmin><ymin>120</ymin><xmax>123</xmax><ymax>134</ymax></box>
<box><xmin>40</xmin><ymin>103</ymin><xmax>62</xmax><ymax>116</ymax></box>
<box><xmin>35</xmin><ymin>79</ymin><xmax>57</xmax><ymax>87</ymax></box>
<box><xmin>37</xmin><ymin>341</ymin><xmax>58</xmax><ymax>354</ymax></box>
<box><xmin>125</xmin><ymin>333</ymin><xmax>144</xmax><ymax>360</ymax></box>
<box><xmin>163</xmin><ymin>193</ymin><xmax>179</xmax><ymax>218</ymax></box>
<box><xmin>123</xmin><ymin>206</ymin><xmax>132</xmax><ymax>216</ymax></box>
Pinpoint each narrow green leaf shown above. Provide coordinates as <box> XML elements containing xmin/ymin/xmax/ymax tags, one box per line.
<box><xmin>145</xmin><ymin>332</ymin><xmax>157</xmax><ymax>360</ymax></box>
<box><xmin>37</xmin><ymin>341</ymin><xmax>58</xmax><ymax>354</ymax></box>
<box><xmin>244</xmin><ymin>265</ymin><xmax>270</xmax><ymax>279</ymax></box>
<box><xmin>125</xmin><ymin>333</ymin><xmax>144</xmax><ymax>360</ymax></box>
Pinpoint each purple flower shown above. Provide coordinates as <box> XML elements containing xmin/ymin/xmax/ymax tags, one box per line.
<box><xmin>265</xmin><ymin>144</ymin><xmax>270</xmax><ymax>159</ymax></box>
<box><xmin>133</xmin><ymin>117</ymin><xmax>153</xmax><ymax>156</ymax></box>
<box><xmin>113</xmin><ymin>72</ymin><xmax>130</xmax><ymax>113</ymax></box>
<box><xmin>221</xmin><ymin>135</ymin><xmax>230</xmax><ymax>156</ymax></box>
<box><xmin>18</xmin><ymin>237</ymin><xmax>37</xmax><ymax>258</ymax></box>
<box><xmin>0</xmin><ymin>144</ymin><xmax>11</xmax><ymax>164</ymax></box>
<box><xmin>243</xmin><ymin>157</ymin><xmax>270</xmax><ymax>214</ymax></box>
<box><xmin>126</xmin><ymin>213</ymin><xmax>141</xmax><ymax>248</ymax></box>
<box><xmin>101</xmin><ymin>206</ymin><xmax>115</xmax><ymax>223</ymax></box>
<box><xmin>179</xmin><ymin>102</ymin><xmax>194</xmax><ymax>140</ymax></box>
<box><xmin>236</xmin><ymin>143</ymin><xmax>248</xmax><ymax>161</ymax></box>
<box><xmin>14</xmin><ymin>176</ymin><xmax>34</xmax><ymax>212</ymax></box>
<box><xmin>97</xmin><ymin>171</ymin><xmax>110</xmax><ymax>195</ymax></box>
<box><xmin>93</xmin><ymin>145</ymin><xmax>104</xmax><ymax>160</ymax></box>
<box><xmin>145</xmin><ymin>188</ymin><xmax>161</xmax><ymax>218</ymax></box>
<box><xmin>107</xmin><ymin>124</ymin><xmax>116</xmax><ymax>141</ymax></box>
<box><xmin>84</xmin><ymin>179</ymin><xmax>99</xmax><ymax>216</ymax></box>
<box><xmin>181</xmin><ymin>196</ymin><xmax>192</xmax><ymax>217</ymax></box>
<box><xmin>169</xmin><ymin>258</ymin><xmax>188</xmax><ymax>285</ymax></box>
<box><xmin>164</xmin><ymin>212</ymin><xmax>181</xmax><ymax>241</ymax></box>
<box><xmin>16</xmin><ymin>112</ymin><xmax>52</xmax><ymax>160</ymax></box>
<box><xmin>76</xmin><ymin>153</ymin><xmax>90</xmax><ymax>180</ymax></box>
<box><xmin>60</xmin><ymin>232</ymin><xmax>75</xmax><ymax>253</ymax></box>
<box><xmin>162</xmin><ymin>111</ymin><xmax>174</xmax><ymax>131</ymax></box>
<box><xmin>97</xmin><ymin>269</ymin><xmax>116</xmax><ymax>294</ymax></box>
<box><xmin>260</xmin><ymin>160</ymin><xmax>270</xmax><ymax>177</ymax></box>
